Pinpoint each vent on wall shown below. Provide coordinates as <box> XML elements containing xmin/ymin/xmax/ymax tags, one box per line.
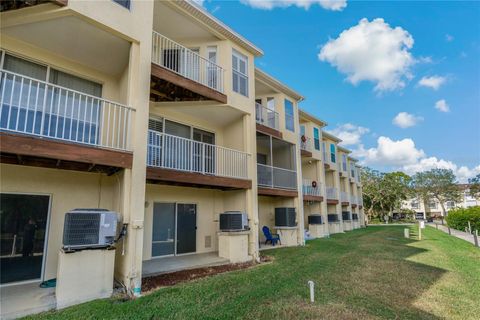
<box><xmin>205</xmin><ymin>235</ymin><xmax>212</xmax><ymax>248</ymax></box>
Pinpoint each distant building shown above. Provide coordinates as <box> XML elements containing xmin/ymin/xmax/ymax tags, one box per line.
<box><xmin>402</xmin><ymin>184</ymin><xmax>479</xmax><ymax>218</ymax></box>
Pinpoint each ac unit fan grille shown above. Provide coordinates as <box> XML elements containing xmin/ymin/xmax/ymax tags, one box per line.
<box><xmin>63</xmin><ymin>213</ymin><xmax>101</xmax><ymax>246</ymax></box>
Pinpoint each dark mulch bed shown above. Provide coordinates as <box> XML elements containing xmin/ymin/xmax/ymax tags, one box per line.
<box><xmin>142</xmin><ymin>256</ymin><xmax>273</xmax><ymax>292</ymax></box>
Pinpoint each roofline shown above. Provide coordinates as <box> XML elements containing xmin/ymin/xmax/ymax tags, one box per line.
<box><xmin>321</xmin><ymin>130</ymin><xmax>342</xmax><ymax>143</ymax></box>
<box><xmin>299</xmin><ymin>109</ymin><xmax>328</xmax><ymax>127</ymax></box>
<box><xmin>175</xmin><ymin>1</ymin><xmax>263</xmax><ymax>57</ymax></box>
<box><xmin>255</xmin><ymin>68</ymin><xmax>304</xmax><ymax>101</ymax></box>
<box><xmin>338</xmin><ymin>146</ymin><xmax>351</xmax><ymax>154</ymax></box>
<box><xmin>348</xmin><ymin>156</ymin><xmax>359</xmax><ymax>162</ymax></box>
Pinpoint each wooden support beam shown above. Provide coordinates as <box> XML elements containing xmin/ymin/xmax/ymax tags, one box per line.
<box><xmin>0</xmin><ymin>132</ymin><xmax>133</xmax><ymax>169</ymax></box>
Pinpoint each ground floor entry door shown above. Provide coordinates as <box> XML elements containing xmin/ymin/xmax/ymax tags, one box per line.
<box><xmin>152</xmin><ymin>203</ymin><xmax>196</xmax><ymax>257</ymax></box>
<box><xmin>0</xmin><ymin>193</ymin><xmax>50</xmax><ymax>284</ymax></box>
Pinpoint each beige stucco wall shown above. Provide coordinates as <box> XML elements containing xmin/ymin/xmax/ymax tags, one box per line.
<box><xmin>0</xmin><ymin>164</ymin><xmax>119</xmax><ymax>280</ymax></box>
<box><xmin>143</xmin><ymin>184</ymin><xmax>253</xmax><ymax>261</ymax></box>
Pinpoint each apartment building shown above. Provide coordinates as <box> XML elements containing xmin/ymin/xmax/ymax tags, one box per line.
<box><xmin>255</xmin><ymin>68</ymin><xmax>304</xmax><ymax>248</ymax></box>
<box><xmin>299</xmin><ymin>110</ymin><xmax>329</xmax><ymax>238</ymax></box>
<box><xmin>0</xmin><ymin>1</ymin><xmax>364</xmax><ymax>317</ymax></box>
<box><xmin>402</xmin><ymin>184</ymin><xmax>479</xmax><ymax>219</ymax></box>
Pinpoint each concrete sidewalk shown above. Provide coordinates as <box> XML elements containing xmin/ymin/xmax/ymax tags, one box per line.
<box><xmin>428</xmin><ymin>223</ymin><xmax>478</xmax><ymax>246</ymax></box>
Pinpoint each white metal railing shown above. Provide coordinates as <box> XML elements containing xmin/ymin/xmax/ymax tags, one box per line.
<box><xmin>300</xmin><ymin>136</ymin><xmax>312</xmax><ymax>152</ymax></box>
<box><xmin>257</xmin><ymin>163</ymin><xmax>297</xmax><ymax>190</ymax></box>
<box><xmin>0</xmin><ymin>70</ymin><xmax>133</xmax><ymax>151</ymax></box>
<box><xmin>255</xmin><ymin>103</ymin><xmax>279</xmax><ymax>130</ymax></box>
<box><xmin>326</xmin><ymin>187</ymin><xmax>338</xmax><ymax>200</ymax></box>
<box><xmin>147</xmin><ymin>130</ymin><xmax>249</xmax><ymax>180</ymax></box>
<box><xmin>340</xmin><ymin>191</ymin><xmax>349</xmax><ymax>202</ymax></box>
<box><xmin>151</xmin><ymin>31</ymin><xmax>224</xmax><ymax>93</ymax></box>
<box><xmin>302</xmin><ymin>179</ymin><xmax>321</xmax><ymax>197</ymax></box>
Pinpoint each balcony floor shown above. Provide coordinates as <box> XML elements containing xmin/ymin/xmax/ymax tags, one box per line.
<box><xmin>0</xmin><ymin>282</ymin><xmax>56</xmax><ymax>320</ymax></box>
<box><xmin>146</xmin><ymin>167</ymin><xmax>252</xmax><ymax>190</ymax></box>
<box><xmin>0</xmin><ymin>132</ymin><xmax>133</xmax><ymax>173</ymax></box>
<box><xmin>150</xmin><ymin>64</ymin><xmax>227</xmax><ymax>104</ymax></box>
<box><xmin>142</xmin><ymin>252</ymin><xmax>229</xmax><ymax>277</ymax></box>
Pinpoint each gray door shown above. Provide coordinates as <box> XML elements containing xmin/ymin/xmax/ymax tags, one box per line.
<box><xmin>151</xmin><ymin>203</ymin><xmax>176</xmax><ymax>257</ymax></box>
<box><xmin>176</xmin><ymin>204</ymin><xmax>197</xmax><ymax>254</ymax></box>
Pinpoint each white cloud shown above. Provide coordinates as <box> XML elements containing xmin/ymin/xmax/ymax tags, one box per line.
<box><xmin>418</xmin><ymin>75</ymin><xmax>446</xmax><ymax>90</ymax></box>
<box><xmin>240</xmin><ymin>0</ymin><xmax>347</xmax><ymax>11</ymax></box>
<box><xmin>318</xmin><ymin>18</ymin><xmax>415</xmax><ymax>92</ymax></box>
<box><xmin>357</xmin><ymin>136</ymin><xmax>425</xmax><ymax>166</ymax></box>
<box><xmin>403</xmin><ymin>158</ymin><xmax>480</xmax><ymax>183</ymax></box>
<box><xmin>435</xmin><ymin>99</ymin><xmax>450</xmax><ymax>112</ymax></box>
<box><xmin>445</xmin><ymin>34</ymin><xmax>454</xmax><ymax>42</ymax></box>
<box><xmin>327</xmin><ymin>123</ymin><xmax>370</xmax><ymax>146</ymax></box>
<box><xmin>392</xmin><ymin>112</ymin><xmax>423</xmax><ymax>128</ymax></box>
<box><xmin>353</xmin><ymin>136</ymin><xmax>479</xmax><ymax>183</ymax></box>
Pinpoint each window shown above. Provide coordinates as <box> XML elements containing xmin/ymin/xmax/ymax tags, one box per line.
<box><xmin>446</xmin><ymin>201</ymin><xmax>455</xmax><ymax>209</ymax></box>
<box><xmin>429</xmin><ymin>201</ymin><xmax>437</xmax><ymax>209</ymax></box>
<box><xmin>313</xmin><ymin>127</ymin><xmax>320</xmax><ymax>150</ymax></box>
<box><xmin>342</xmin><ymin>154</ymin><xmax>347</xmax><ymax>171</ymax></box>
<box><xmin>1</xmin><ymin>53</ymin><xmax>102</xmax><ymax>144</ymax></box>
<box><xmin>206</xmin><ymin>46</ymin><xmax>217</xmax><ymax>88</ymax></box>
<box><xmin>330</xmin><ymin>143</ymin><xmax>336</xmax><ymax>163</ymax></box>
<box><xmin>300</xmin><ymin>125</ymin><xmax>305</xmax><ymax>136</ymax></box>
<box><xmin>267</xmin><ymin>97</ymin><xmax>275</xmax><ymax>110</ymax></box>
<box><xmin>411</xmin><ymin>201</ymin><xmax>419</xmax><ymax>209</ymax></box>
<box><xmin>232</xmin><ymin>50</ymin><xmax>248</xmax><ymax>96</ymax></box>
<box><xmin>112</xmin><ymin>0</ymin><xmax>130</xmax><ymax>9</ymax></box>
<box><xmin>285</xmin><ymin>99</ymin><xmax>294</xmax><ymax>131</ymax></box>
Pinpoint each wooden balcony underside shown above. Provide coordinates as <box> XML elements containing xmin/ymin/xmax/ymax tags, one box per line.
<box><xmin>326</xmin><ymin>199</ymin><xmax>339</xmax><ymax>205</ymax></box>
<box><xmin>150</xmin><ymin>63</ymin><xmax>227</xmax><ymax>104</ymax></box>
<box><xmin>0</xmin><ymin>0</ymin><xmax>67</xmax><ymax>12</ymax></box>
<box><xmin>0</xmin><ymin>132</ymin><xmax>132</xmax><ymax>173</ymax></box>
<box><xmin>352</xmin><ymin>204</ymin><xmax>357</xmax><ymax>208</ymax></box>
<box><xmin>301</xmin><ymin>149</ymin><xmax>313</xmax><ymax>158</ymax></box>
<box><xmin>303</xmin><ymin>195</ymin><xmax>323</xmax><ymax>202</ymax></box>
<box><xmin>146</xmin><ymin>167</ymin><xmax>251</xmax><ymax>190</ymax></box>
<box><xmin>256</xmin><ymin>123</ymin><xmax>283</xmax><ymax>139</ymax></box>
<box><xmin>341</xmin><ymin>201</ymin><xmax>350</xmax><ymax>206</ymax></box>
<box><xmin>257</xmin><ymin>187</ymin><xmax>297</xmax><ymax>198</ymax></box>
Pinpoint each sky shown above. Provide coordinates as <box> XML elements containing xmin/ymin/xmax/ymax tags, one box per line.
<box><xmin>197</xmin><ymin>0</ymin><xmax>480</xmax><ymax>182</ymax></box>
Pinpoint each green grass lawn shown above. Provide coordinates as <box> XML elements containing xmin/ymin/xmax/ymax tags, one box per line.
<box><xmin>27</xmin><ymin>226</ymin><xmax>480</xmax><ymax>320</ymax></box>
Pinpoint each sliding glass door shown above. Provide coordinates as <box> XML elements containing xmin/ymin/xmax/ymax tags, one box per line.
<box><xmin>151</xmin><ymin>203</ymin><xmax>196</xmax><ymax>258</ymax></box>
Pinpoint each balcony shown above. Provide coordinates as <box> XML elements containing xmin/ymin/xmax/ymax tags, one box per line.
<box><xmin>150</xmin><ymin>31</ymin><xmax>227</xmax><ymax>103</ymax></box>
<box><xmin>146</xmin><ymin>130</ymin><xmax>251</xmax><ymax>189</ymax></box>
<box><xmin>255</xmin><ymin>103</ymin><xmax>281</xmax><ymax>138</ymax></box>
<box><xmin>302</xmin><ymin>179</ymin><xmax>323</xmax><ymax>202</ymax></box>
<box><xmin>350</xmin><ymin>194</ymin><xmax>358</xmax><ymax>207</ymax></box>
<box><xmin>0</xmin><ymin>70</ymin><xmax>134</xmax><ymax>171</ymax></box>
<box><xmin>340</xmin><ymin>191</ymin><xmax>350</xmax><ymax>205</ymax></box>
<box><xmin>326</xmin><ymin>186</ymin><xmax>338</xmax><ymax>204</ymax></box>
<box><xmin>257</xmin><ymin>163</ymin><xmax>297</xmax><ymax>196</ymax></box>
<box><xmin>323</xmin><ymin>151</ymin><xmax>335</xmax><ymax>170</ymax></box>
<box><xmin>299</xmin><ymin>135</ymin><xmax>312</xmax><ymax>157</ymax></box>
<box><xmin>0</xmin><ymin>0</ymin><xmax>67</xmax><ymax>12</ymax></box>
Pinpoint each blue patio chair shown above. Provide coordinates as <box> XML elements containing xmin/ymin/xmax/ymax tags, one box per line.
<box><xmin>262</xmin><ymin>226</ymin><xmax>281</xmax><ymax>246</ymax></box>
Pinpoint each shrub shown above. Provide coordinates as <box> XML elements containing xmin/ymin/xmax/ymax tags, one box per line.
<box><xmin>446</xmin><ymin>206</ymin><xmax>480</xmax><ymax>232</ymax></box>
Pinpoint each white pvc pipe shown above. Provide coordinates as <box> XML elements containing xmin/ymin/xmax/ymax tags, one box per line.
<box><xmin>308</xmin><ymin>280</ymin><xmax>314</xmax><ymax>303</ymax></box>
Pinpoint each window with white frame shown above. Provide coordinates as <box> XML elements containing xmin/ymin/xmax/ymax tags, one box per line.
<box><xmin>429</xmin><ymin>201</ymin><xmax>437</xmax><ymax>209</ymax></box>
<box><xmin>285</xmin><ymin>99</ymin><xmax>294</xmax><ymax>131</ymax></box>
<box><xmin>411</xmin><ymin>201</ymin><xmax>419</xmax><ymax>209</ymax></box>
<box><xmin>446</xmin><ymin>201</ymin><xmax>455</xmax><ymax>209</ymax></box>
<box><xmin>232</xmin><ymin>49</ymin><xmax>248</xmax><ymax>96</ymax></box>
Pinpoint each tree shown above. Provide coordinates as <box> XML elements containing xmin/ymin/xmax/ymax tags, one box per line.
<box><xmin>361</xmin><ymin>168</ymin><xmax>412</xmax><ymax>221</ymax></box>
<box><xmin>468</xmin><ymin>174</ymin><xmax>480</xmax><ymax>199</ymax></box>
<box><xmin>412</xmin><ymin>169</ymin><xmax>462</xmax><ymax>217</ymax></box>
